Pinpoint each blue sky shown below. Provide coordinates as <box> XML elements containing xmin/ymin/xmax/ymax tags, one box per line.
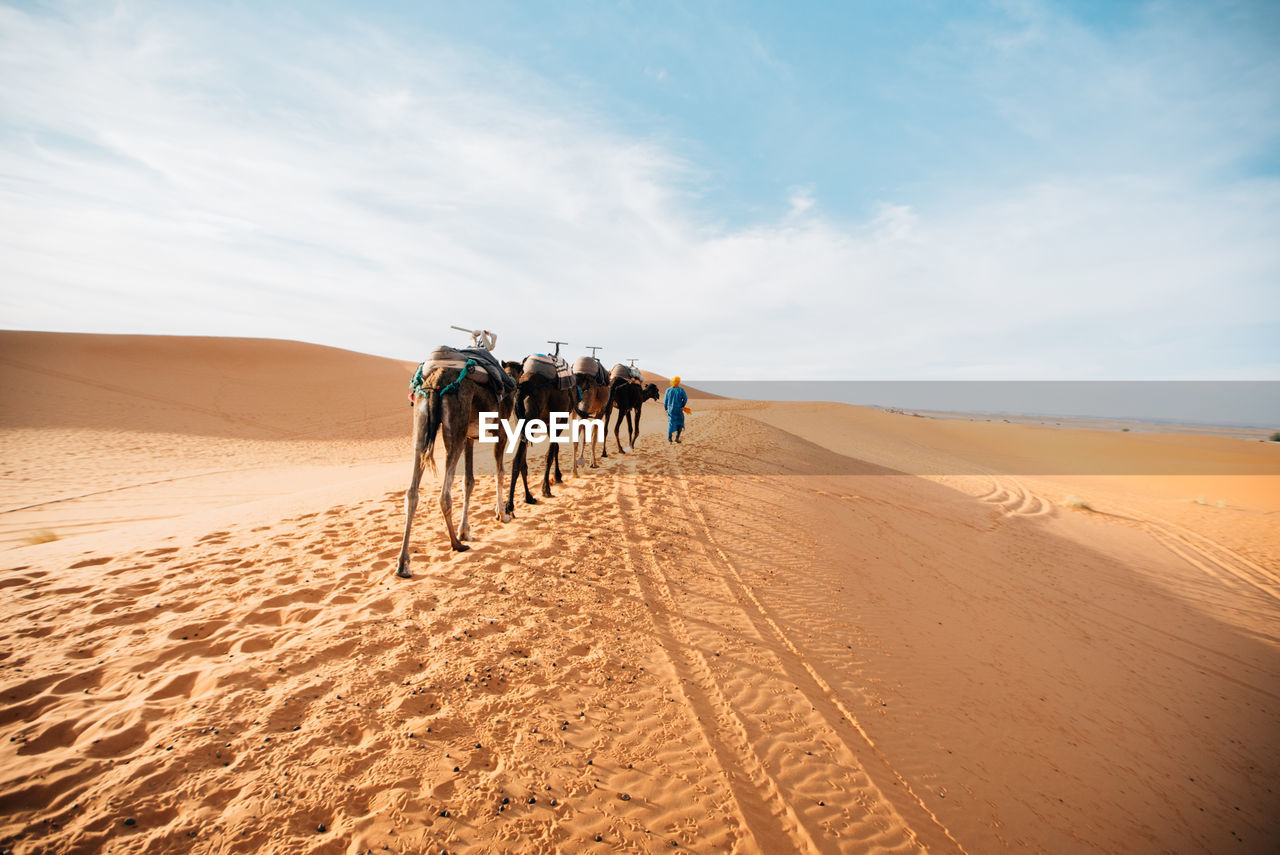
<box><xmin>1</xmin><ymin>0</ymin><xmax>1278</xmax><ymax>380</ymax></box>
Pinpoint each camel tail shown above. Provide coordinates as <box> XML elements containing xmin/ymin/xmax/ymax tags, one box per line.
<box><xmin>572</xmin><ymin>384</ymin><xmax>594</xmax><ymax>419</ymax></box>
<box><xmin>420</xmin><ymin>387</ymin><xmax>442</xmax><ymax>476</ymax></box>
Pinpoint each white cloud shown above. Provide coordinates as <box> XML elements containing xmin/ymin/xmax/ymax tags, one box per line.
<box><xmin>786</xmin><ymin>185</ymin><xmax>815</xmax><ymax>218</ymax></box>
<box><xmin>0</xmin><ymin>2</ymin><xmax>1276</xmax><ymax>382</ymax></box>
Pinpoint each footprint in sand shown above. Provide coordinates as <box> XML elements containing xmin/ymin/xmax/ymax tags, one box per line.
<box><xmin>69</xmin><ymin>556</ymin><xmax>113</xmax><ymax>569</ymax></box>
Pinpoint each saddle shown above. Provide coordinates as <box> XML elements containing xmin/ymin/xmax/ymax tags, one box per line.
<box><xmin>609</xmin><ymin>363</ymin><xmax>641</xmax><ymax>384</ymax></box>
<box><xmin>422</xmin><ymin>346</ymin><xmax>515</xmax><ymax>391</ymax></box>
<box><xmin>522</xmin><ymin>353</ymin><xmax>575</xmax><ymax>391</ymax></box>
<box><xmin>573</xmin><ymin>356</ymin><xmax>608</xmax><ymax>386</ymax></box>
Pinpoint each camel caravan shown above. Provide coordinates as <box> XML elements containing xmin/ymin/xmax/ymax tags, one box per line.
<box><xmin>397</xmin><ymin>327</ymin><xmax>664</xmax><ymax>578</ymax></box>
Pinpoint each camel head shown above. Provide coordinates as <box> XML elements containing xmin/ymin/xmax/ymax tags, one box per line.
<box><xmin>643</xmin><ymin>383</ymin><xmax>660</xmax><ymax>402</ymax></box>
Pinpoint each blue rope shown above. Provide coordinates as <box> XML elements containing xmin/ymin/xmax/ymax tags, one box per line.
<box><xmin>438</xmin><ymin>359</ymin><xmax>477</xmax><ymax>396</ymax></box>
<box><xmin>410</xmin><ymin>358</ymin><xmax>477</xmax><ymax>398</ymax></box>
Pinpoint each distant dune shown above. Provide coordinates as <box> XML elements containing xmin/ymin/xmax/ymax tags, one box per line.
<box><xmin>0</xmin><ymin>331</ymin><xmax>416</xmax><ymax>440</ymax></box>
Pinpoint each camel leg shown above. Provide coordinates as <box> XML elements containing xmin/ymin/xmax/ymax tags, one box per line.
<box><xmin>541</xmin><ymin>444</ymin><xmax>555</xmax><ymax>498</ymax></box>
<box><xmin>600</xmin><ymin>404</ymin><xmax>609</xmax><ymax>459</ymax></box>
<box><xmin>522</xmin><ymin>440</ymin><xmax>537</xmax><ymax>504</ymax></box>
<box><xmin>505</xmin><ymin>439</ymin><xmax>520</xmax><ymax>515</ymax></box>
<box><xmin>440</xmin><ymin>437</ymin><xmax>468</xmax><ymax>552</ymax></box>
<box><xmin>553</xmin><ymin>440</ymin><xmax>564</xmax><ymax>484</ymax></box>
<box><xmin>395</xmin><ymin>406</ymin><xmax>429</xmax><ymax>578</ymax></box>
<box><xmin>513</xmin><ymin>438</ymin><xmax>538</xmax><ymax>505</ymax></box>
<box><xmin>458</xmin><ymin>440</ymin><xmax>475</xmax><ymax>541</ymax></box>
<box><xmin>494</xmin><ymin>436</ymin><xmax>511</xmax><ymax>523</ymax></box>
<box><xmin>623</xmin><ymin>411</ymin><xmax>635</xmax><ymax>453</ymax></box>
<box><xmin>632</xmin><ymin>407</ymin><xmax>642</xmax><ymax>449</ymax></box>
<box><xmin>572</xmin><ymin>427</ymin><xmax>581</xmax><ymax>478</ymax></box>
<box><xmin>614</xmin><ymin>410</ymin><xmax>626</xmax><ymax>455</ymax></box>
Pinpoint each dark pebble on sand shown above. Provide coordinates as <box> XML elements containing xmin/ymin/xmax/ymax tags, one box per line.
<box><xmin>440</xmin><ymin>809</ymin><xmax>450</xmax><ymax>817</ymax></box>
<box><xmin>123</xmin><ymin>818</ymin><xmax>136</xmax><ymax>826</ymax></box>
<box><xmin>317</xmin><ymin>823</ymin><xmax>327</xmax><ymax>833</ymax></box>
<box><xmin>528</xmin><ymin>797</ymin><xmax>536</xmax><ymax>804</ymax></box>
<box><xmin>620</xmin><ymin>793</ymin><xmax>631</xmax><ymax>801</ymax></box>
<box><xmin>501</xmin><ymin>796</ymin><xmax>509</xmax><ymax>804</ymax></box>
<box><xmin>453</xmin><ymin>766</ymin><xmax>460</xmax><ymax>772</ymax></box>
<box><xmin>595</xmin><ymin>835</ymin><xmax>603</xmax><ymax>842</ymax></box>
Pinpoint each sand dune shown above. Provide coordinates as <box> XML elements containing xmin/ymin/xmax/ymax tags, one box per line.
<box><xmin>1</xmin><ymin>333</ymin><xmax>1277</xmax><ymax>853</ymax></box>
<box><xmin>0</xmin><ymin>331</ymin><xmax>415</xmax><ymax>439</ymax></box>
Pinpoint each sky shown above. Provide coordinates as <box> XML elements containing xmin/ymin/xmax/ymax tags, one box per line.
<box><xmin>1</xmin><ymin>0</ymin><xmax>1278</xmax><ymax>381</ymax></box>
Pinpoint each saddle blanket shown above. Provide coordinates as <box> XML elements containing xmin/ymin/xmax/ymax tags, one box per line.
<box><xmin>522</xmin><ymin>353</ymin><xmax>575</xmax><ymax>390</ymax></box>
<box><xmin>609</xmin><ymin>363</ymin><xmax>641</xmax><ymax>384</ymax></box>
<box><xmin>573</xmin><ymin>356</ymin><xmax>608</xmax><ymax>385</ymax></box>
<box><xmin>422</xmin><ymin>346</ymin><xmax>515</xmax><ymax>390</ymax></box>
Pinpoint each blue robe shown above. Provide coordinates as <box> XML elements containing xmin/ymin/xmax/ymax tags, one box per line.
<box><xmin>664</xmin><ymin>385</ymin><xmax>687</xmax><ymax>432</ymax></box>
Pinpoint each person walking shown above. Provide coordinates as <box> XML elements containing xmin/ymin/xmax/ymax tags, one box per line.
<box><xmin>665</xmin><ymin>376</ymin><xmax>689</xmax><ymax>443</ymax></box>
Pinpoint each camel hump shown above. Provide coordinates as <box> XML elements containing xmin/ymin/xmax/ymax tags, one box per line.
<box><xmin>523</xmin><ymin>353</ymin><xmax>574</xmax><ymax>389</ymax></box>
<box><xmin>423</xmin><ymin>347</ymin><xmax>474</xmax><ymax>376</ymax></box>
<box><xmin>574</xmin><ymin>356</ymin><xmax>608</xmax><ymax>385</ymax></box>
<box><xmin>422</xmin><ymin>346</ymin><xmax>496</xmax><ymax>384</ymax></box>
<box><xmin>609</xmin><ymin>363</ymin><xmax>641</xmax><ymax>384</ymax></box>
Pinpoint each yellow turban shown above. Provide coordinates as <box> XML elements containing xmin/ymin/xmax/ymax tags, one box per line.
<box><xmin>671</xmin><ymin>376</ymin><xmax>681</xmax><ymax>387</ymax></box>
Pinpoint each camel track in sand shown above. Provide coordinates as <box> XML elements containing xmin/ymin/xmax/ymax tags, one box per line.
<box><xmin>612</xmin><ymin>426</ymin><xmax>968</xmax><ymax>853</ymax></box>
<box><xmin>1128</xmin><ymin>512</ymin><xmax>1280</xmax><ymax>604</ymax></box>
<box><xmin>973</xmin><ymin>475</ymin><xmax>1054</xmax><ymax>519</ymax></box>
<box><xmin>615</xmin><ymin>471</ymin><xmax>819</xmax><ymax>855</ymax></box>
<box><xmin>953</xmin><ymin>468</ymin><xmax>1278</xmax><ymax>610</ymax></box>
<box><xmin>668</xmin><ymin>464</ymin><xmax>968</xmax><ymax>855</ymax></box>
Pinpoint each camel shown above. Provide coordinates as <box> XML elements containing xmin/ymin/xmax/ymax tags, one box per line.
<box><xmin>396</xmin><ymin>353</ymin><xmax>513</xmax><ymax>577</ymax></box>
<box><xmin>571</xmin><ymin>354</ymin><xmax>611</xmax><ymax>473</ymax></box>
<box><xmin>506</xmin><ymin>356</ymin><xmax>574</xmax><ymax>512</ymax></box>
<box><xmin>603</xmin><ymin>380</ymin><xmax>660</xmax><ymax>454</ymax></box>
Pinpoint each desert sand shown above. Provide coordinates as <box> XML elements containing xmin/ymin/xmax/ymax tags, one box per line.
<box><xmin>1</xmin><ymin>331</ymin><xmax>1277</xmax><ymax>854</ymax></box>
